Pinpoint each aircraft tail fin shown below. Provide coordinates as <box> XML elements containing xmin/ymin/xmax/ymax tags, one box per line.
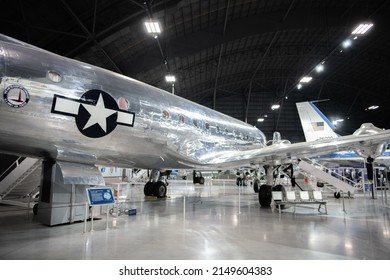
<box><xmin>296</xmin><ymin>101</ymin><xmax>340</xmax><ymax>142</ymax></box>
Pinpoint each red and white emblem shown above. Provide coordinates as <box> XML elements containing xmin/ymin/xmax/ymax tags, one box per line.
<box><xmin>3</xmin><ymin>85</ymin><xmax>30</xmax><ymax>108</ymax></box>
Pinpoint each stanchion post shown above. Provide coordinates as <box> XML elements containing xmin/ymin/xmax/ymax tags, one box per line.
<box><xmin>238</xmin><ymin>182</ymin><xmax>241</xmax><ymax>215</ymax></box>
<box><xmin>183</xmin><ymin>195</ymin><xmax>186</xmax><ymax>221</ymax></box>
<box><xmin>26</xmin><ymin>200</ymin><xmax>30</xmax><ymax>220</ymax></box>
<box><xmin>84</xmin><ymin>202</ymin><xmax>88</xmax><ymax>233</ymax></box>
<box><xmin>106</xmin><ymin>205</ymin><xmax>109</xmax><ymax>230</ymax></box>
<box><xmin>342</xmin><ymin>191</ymin><xmax>346</xmax><ymax>213</ymax></box>
<box><xmin>90</xmin><ymin>206</ymin><xmax>94</xmax><ymax>232</ymax></box>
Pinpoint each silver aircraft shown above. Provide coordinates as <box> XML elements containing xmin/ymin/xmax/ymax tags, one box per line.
<box><xmin>1</xmin><ymin>33</ymin><xmax>390</xmax><ymax>207</ymax></box>
<box><xmin>296</xmin><ymin>101</ymin><xmax>390</xmax><ymax>167</ymax></box>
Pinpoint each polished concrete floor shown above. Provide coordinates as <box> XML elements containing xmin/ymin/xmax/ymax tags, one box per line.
<box><xmin>0</xmin><ymin>179</ymin><xmax>389</xmax><ymax>260</ymax></box>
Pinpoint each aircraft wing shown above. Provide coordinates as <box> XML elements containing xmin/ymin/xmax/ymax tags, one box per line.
<box><xmin>198</xmin><ymin>127</ymin><xmax>390</xmax><ymax>167</ymax></box>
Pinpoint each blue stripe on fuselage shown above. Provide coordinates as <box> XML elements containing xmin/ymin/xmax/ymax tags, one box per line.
<box><xmin>312</xmin><ymin>150</ymin><xmax>390</xmax><ymax>159</ymax></box>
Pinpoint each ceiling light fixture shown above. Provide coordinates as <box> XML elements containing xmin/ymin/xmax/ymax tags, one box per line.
<box><xmin>257</xmin><ymin>118</ymin><xmax>265</xmax><ymax>122</ymax></box>
<box><xmin>315</xmin><ymin>64</ymin><xmax>324</xmax><ymax>72</ymax></box>
<box><xmin>332</xmin><ymin>119</ymin><xmax>344</xmax><ymax>126</ymax></box>
<box><xmin>165</xmin><ymin>75</ymin><xmax>176</xmax><ymax>83</ymax></box>
<box><xmin>351</xmin><ymin>23</ymin><xmax>373</xmax><ymax>35</ymax></box>
<box><xmin>271</xmin><ymin>104</ymin><xmax>280</xmax><ymax>110</ymax></box>
<box><xmin>145</xmin><ymin>20</ymin><xmax>161</xmax><ymax>34</ymax></box>
<box><xmin>368</xmin><ymin>105</ymin><xmax>379</xmax><ymax>110</ymax></box>
<box><xmin>300</xmin><ymin>76</ymin><xmax>312</xmax><ymax>83</ymax></box>
<box><xmin>342</xmin><ymin>39</ymin><xmax>352</xmax><ymax>48</ymax></box>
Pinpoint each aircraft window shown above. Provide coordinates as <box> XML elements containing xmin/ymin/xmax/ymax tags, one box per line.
<box><xmin>205</xmin><ymin>123</ymin><xmax>210</xmax><ymax>130</ymax></box>
<box><xmin>216</xmin><ymin>126</ymin><xmax>220</xmax><ymax>133</ymax></box>
<box><xmin>193</xmin><ymin>120</ymin><xmax>198</xmax><ymax>127</ymax></box>
<box><xmin>47</xmin><ymin>70</ymin><xmax>62</xmax><ymax>83</ymax></box>
<box><xmin>118</xmin><ymin>97</ymin><xmax>130</xmax><ymax>110</ymax></box>
<box><xmin>162</xmin><ymin>110</ymin><xmax>170</xmax><ymax>120</ymax></box>
<box><xmin>178</xmin><ymin>115</ymin><xmax>185</xmax><ymax>124</ymax></box>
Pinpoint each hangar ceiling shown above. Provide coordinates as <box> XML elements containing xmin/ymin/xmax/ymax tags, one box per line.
<box><xmin>1</xmin><ymin>0</ymin><xmax>389</xmax><ymax>142</ymax></box>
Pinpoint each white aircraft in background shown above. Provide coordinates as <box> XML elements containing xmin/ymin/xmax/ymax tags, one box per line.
<box><xmin>1</xmin><ymin>33</ymin><xmax>390</xmax><ymax>213</ymax></box>
<box><xmin>296</xmin><ymin>101</ymin><xmax>390</xmax><ymax>167</ymax></box>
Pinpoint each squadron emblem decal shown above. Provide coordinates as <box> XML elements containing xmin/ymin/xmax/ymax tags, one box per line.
<box><xmin>51</xmin><ymin>90</ymin><xmax>135</xmax><ymax>138</ymax></box>
<box><xmin>3</xmin><ymin>85</ymin><xmax>30</xmax><ymax>108</ymax></box>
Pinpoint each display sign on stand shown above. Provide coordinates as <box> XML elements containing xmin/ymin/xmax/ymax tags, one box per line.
<box><xmin>85</xmin><ymin>187</ymin><xmax>116</xmax><ymax>232</ymax></box>
<box><xmin>86</xmin><ymin>187</ymin><xmax>115</xmax><ymax>205</ymax></box>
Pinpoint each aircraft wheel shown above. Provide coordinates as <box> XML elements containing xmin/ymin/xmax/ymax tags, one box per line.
<box><xmin>154</xmin><ymin>181</ymin><xmax>167</xmax><ymax>198</ymax></box>
<box><xmin>236</xmin><ymin>177</ymin><xmax>242</xmax><ymax>186</ymax></box>
<box><xmin>199</xmin><ymin>177</ymin><xmax>205</xmax><ymax>185</ymax></box>
<box><xmin>144</xmin><ymin>182</ymin><xmax>153</xmax><ymax>196</ymax></box>
<box><xmin>334</xmin><ymin>192</ymin><xmax>341</xmax><ymax>199</ymax></box>
<box><xmin>258</xmin><ymin>184</ymin><xmax>272</xmax><ymax>207</ymax></box>
<box><xmin>253</xmin><ymin>179</ymin><xmax>260</xmax><ymax>193</ymax></box>
<box><xmin>33</xmin><ymin>204</ymin><xmax>38</xmax><ymax>215</ymax></box>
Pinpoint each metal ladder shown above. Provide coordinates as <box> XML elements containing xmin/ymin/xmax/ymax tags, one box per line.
<box><xmin>0</xmin><ymin>157</ymin><xmax>42</xmax><ymax>199</ymax></box>
<box><xmin>299</xmin><ymin>158</ymin><xmax>362</xmax><ymax>196</ymax></box>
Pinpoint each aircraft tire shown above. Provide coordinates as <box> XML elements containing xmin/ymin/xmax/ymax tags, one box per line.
<box><xmin>199</xmin><ymin>177</ymin><xmax>205</xmax><ymax>185</ymax></box>
<box><xmin>334</xmin><ymin>192</ymin><xmax>341</xmax><ymax>199</ymax></box>
<box><xmin>144</xmin><ymin>182</ymin><xmax>153</xmax><ymax>196</ymax></box>
<box><xmin>33</xmin><ymin>203</ymin><xmax>38</xmax><ymax>215</ymax></box>
<box><xmin>236</xmin><ymin>177</ymin><xmax>242</xmax><ymax>186</ymax></box>
<box><xmin>258</xmin><ymin>184</ymin><xmax>272</xmax><ymax>207</ymax></box>
<box><xmin>154</xmin><ymin>181</ymin><xmax>167</xmax><ymax>198</ymax></box>
<box><xmin>253</xmin><ymin>179</ymin><xmax>260</xmax><ymax>193</ymax></box>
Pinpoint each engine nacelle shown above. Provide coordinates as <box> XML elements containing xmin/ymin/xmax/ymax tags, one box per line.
<box><xmin>271</xmin><ymin>132</ymin><xmax>291</xmax><ymax>145</ymax></box>
<box><xmin>353</xmin><ymin>123</ymin><xmax>388</xmax><ymax>159</ymax></box>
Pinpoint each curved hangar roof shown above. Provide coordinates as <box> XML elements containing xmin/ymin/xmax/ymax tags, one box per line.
<box><xmin>1</xmin><ymin>0</ymin><xmax>389</xmax><ymax>142</ymax></box>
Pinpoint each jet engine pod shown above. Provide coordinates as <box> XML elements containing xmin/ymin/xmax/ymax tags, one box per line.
<box><xmin>353</xmin><ymin>123</ymin><xmax>387</xmax><ymax>159</ymax></box>
<box><xmin>354</xmin><ymin>143</ymin><xmax>387</xmax><ymax>159</ymax></box>
<box><xmin>353</xmin><ymin>123</ymin><xmax>384</xmax><ymax>136</ymax></box>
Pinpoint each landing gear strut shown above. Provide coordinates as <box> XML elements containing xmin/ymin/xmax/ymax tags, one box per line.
<box><xmin>144</xmin><ymin>169</ymin><xmax>168</xmax><ymax>198</ymax></box>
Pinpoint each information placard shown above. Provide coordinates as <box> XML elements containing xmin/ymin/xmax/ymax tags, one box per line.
<box><xmin>86</xmin><ymin>187</ymin><xmax>115</xmax><ymax>205</ymax></box>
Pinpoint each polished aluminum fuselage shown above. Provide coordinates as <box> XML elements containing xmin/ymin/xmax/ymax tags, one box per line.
<box><xmin>0</xmin><ymin>34</ymin><xmax>266</xmax><ymax>170</ymax></box>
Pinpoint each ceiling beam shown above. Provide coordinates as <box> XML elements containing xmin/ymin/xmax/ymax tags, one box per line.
<box><xmin>60</xmin><ymin>0</ymin><xmax>123</xmax><ymax>74</ymax></box>
<box><xmin>212</xmin><ymin>0</ymin><xmax>231</xmax><ymax>110</ymax></box>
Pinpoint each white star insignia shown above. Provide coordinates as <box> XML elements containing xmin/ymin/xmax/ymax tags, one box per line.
<box><xmin>81</xmin><ymin>93</ymin><xmax>117</xmax><ymax>132</ymax></box>
<box><xmin>52</xmin><ymin>92</ymin><xmax>135</xmax><ymax>138</ymax></box>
